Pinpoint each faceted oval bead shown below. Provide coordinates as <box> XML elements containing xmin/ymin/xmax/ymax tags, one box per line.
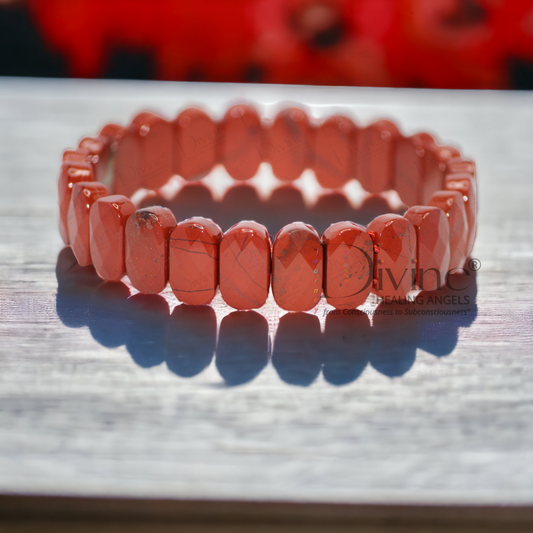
<box><xmin>99</xmin><ymin>123</ymin><xmax>125</xmax><ymax>153</ymax></box>
<box><xmin>445</xmin><ymin>172</ymin><xmax>477</xmax><ymax>257</ymax></box>
<box><xmin>79</xmin><ymin>136</ymin><xmax>108</xmax><ymax>181</ymax></box>
<box><xmin>113</xmin><ymin>125</ymin><xmax>143</xmax><ymax>197</ymax></box>
<box><xmin>174</xmin><ymin>107</ymin><xmax>218</xmax><ymax>181</ymax></box>
<box><xmin>89</xmin><ymin>195</ymin><xmax>136</xmax><ymax>281</ymax></box>
<box><xmin>220</xmin><ymin>104</ymin><xmax>263</xmax><ymax>181</ymax></box>
<box><xmin>395</xmin><ymin>132</ymin><xmax>442</xmax><ymax>206</ymax></box>
<box><xmin>219</xmin><ymin>221</ymin><xmax>272</xmax><ymax>310</ymax></box>
<box><xmin>58</xmin><ymin>161</ymin><xmax>94</xmax><ymax>244</ymax></box>
<box><xmin>446</xmin><ymin>157</ymin><xmax>476</xmax><ymax>176</ymax></box>
<box><xmin>394</xmin><ymin>134</ymin><xmax>422</xmax><ymax>206</ymax></box>
<box><xmin>131</xmin><ymin>111</ymin><xmax>174</xmax><ymax>190</ymax></box>
<box><xmin>367</xmin><ymin>214</ymin><xmax>416</xmax><ymax>299</ymax></box>
<box><xmin>432</xmin><ymin>145</ymin><xmax>461</xmax><ymax>173</ymax></box>
<box><xmin>125</xmin><ymin>207</ymin><xmax>177</xmax><ymax>294</ymax></box>
<box><xmin>272</xmin><ymin>222</ymin><xmax>323</xmax><ymax>312</ymax></box>
<box><xmin>429</xmin><ymin>190</ymin><xmax>469</xmax><ymax>271</ymax></box>
<box><xmin>68</xmin><ymin>181</ymin><xmax>108</xmax><ymax>267</ymax></box>
<box><xmin>357</xmin><ymin>119</ymin><xmax>400</xmax><ymax>194</ymax></box>
<box><xmin>322</xmin><ymin>221</ymin><xmax>374</xmax><ymax>309</ymax></box>
<box><xmin>420</xmin><ymin>137</ymin><xmax>444</xmax><ymax>205</ymax></box>
<box><xmin>267</xmin><ymin>107</ymin><xmax>313</xmax><ymax>181</ymax></box>
<box><xmin>169</xmin><ymin>216</ymin><xmax>222</xmax><ymax>306</ymax></box>
<box><xmin>62</xmin><ymin>147</ymin><xmax>90</xmax><ymax>164</ymax></box>
<box><xmin>314</xmin><ymin>115</ymin><xmax>358</xmax><ymax>189</ymax></box>
<box><xmin>404</xmin><ymin>206</ymin><xmax>450</xmax><ymax>291</ymax></box>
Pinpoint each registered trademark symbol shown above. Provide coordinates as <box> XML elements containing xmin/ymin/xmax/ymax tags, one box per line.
<box><xmin>468</xmin><ymin>258</ymin><xmax>481</xmax><ymax>271</ymax></box>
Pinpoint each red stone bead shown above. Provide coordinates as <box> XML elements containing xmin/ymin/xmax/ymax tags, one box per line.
<box><xmin>125</xmin><ymin>207</ymin><xmax>177</xmax><ymax>294</ymax></box>
<box><xmin>219</xmin><ymin>221</ymin><xmax>272</xmax><ymax>310</ymax></box>
<box><xmin>395</xmin><ymin>134</ymin><xmax>423</xmax><ymax>206</ymax></box>
<box><xmin>445</xmin><ymin>173</ymin><xmax>477</xmax><ymax>257</ymax></box>
<box><xmin>79</xmin><ymin>136</ymin><xmax>108</xmax><ymax>181</ymax></box>
<box><xmin>446</xmin><ymin>157</ymin><xmax>476</xmax><ymax>176</ymax></box>
<box><xmin>314</xmin><ymin>115</ymin><xmax>358</xmax><ymax>189</ymax></box>
<box><xmin>272</xmin><ymin>222</ymin><xmax>323</xmax><ymax>312</ymax></box>
<box><xmin>420</xmin><ymin>138</ymin><xmax>443</xmax><ymax>205</ymax></box>
<box><xmin>367</xmin><ymin>214</ymin><xmax>416</xmax><ymax>299</ymax></box>
<box><xmin>357</xmin><ymin>119</ymin><xmax>400</xmax><ymax>194</ymax></box>
<box><xmin>169</xmin><ymin>216</ymin><xmax>222</xmax><ymax>305</ymax></box>
<box><xmin>89</xmin><ymin>195</ymin><xmax>135</xmax><ymax>281</ymax></box>
<box><xmin>113</xmin><ymin>124</ymin><xmax>142</xmax><ymax>197</ymax></box>
<box><xmin>432</xmin><ymin>145</ymin><xmax>461</xmax><ymax>173</ymax></box>
<box><xmin>68</xmin><ymin>181</ymin><xmax>108</xmax><ymax>267</ymax></box>
<box><xmin>395</xmin><ymin>132</ymin><xmax>442</xmax><ymax>206</ymax></box>
<box><xmin>322</xmin><ymin>221</ymin><xmax>373</xmax><ymax>309</ymax></box>
<box><xmin>429</xmin><ymin>190</ymin><xmax>469</xmax><ymax>271</ymax></box>
<box><xmin>267</xmin><ymin>107</ymin><xmax>313</xmax><ymax>181</ymax></box>
<box><xmin>174</xmin><ymin>107</ymin><xmax>218</xmax><ymax>181</ymax></box>
<box><xmin>62</xmin><ymin>148</ymin><xmax>90</xmax><ymax>164</ymax></box>
<box><xmin>58</xmin><ymin>160</ymin><xmax>94</xmax><ymax>244</ymax></box>
<box><xmin>131</xmin><ymin>111</ymin><xmax>174</xmax><ymax>190</ymax></box>
<box><xmin>404</xmin><ymin>206</ymin><xmax>450</xmax><ymax>290</ymax></box>
<box><xmin>99</xmin><ymin>123</ymin><xmax>125</xmax><ymax>153</ymax></box>
<box><xmin>220</xmin><ymin>104</ymin><xmax>263</xmax><ymax>181</ymax></box>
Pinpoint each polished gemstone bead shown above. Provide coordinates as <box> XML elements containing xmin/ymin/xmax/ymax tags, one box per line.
<box><xmin>404</xmin><ymin>206</ymin><xmax>450</xmax><ymax>290</ymax></box>
<box><xmin>89</xmin><ymin>195</ymin><xmax>135</xmax><ymax>281</ymax></box>
<box><xmin>267</xmin><ymin>107</ymin><xmax>313</xmax><ymax>181</ymax></box>
<box><xmin>220</xmin><ymin>104</ymin><xmax>262</xmax><ymax>181</ymax></box>
<box><xmin>395</xmin><ymin>133</ymin><xmax>424</xmax><ymax>206</ymax></box>
<box><xmin>113</xmin><ymin>124</ymin><xmax>142</xmax><ymax>197</ymax></box>
<box><xmin>67</xmin><ymin>181</ymin><xmax>108</xmax><ymax>266</ymax></box>
<box><xmin>220</xmin><ymin>221</ymin><xmax>272</xmax><ymax>310</ymax></box>
<box><xmin>429</xmin><ymin>190</ymin><xmax>469</xmax><ymax>271</ymax></box>
<box><xmin>420</xmin><ymin>138</ymin><xmax>444</xmax><ymax>205</ymax></box>
<box><xmin>272</xmin><ymin>222</ymin><xmax>323</xmax><ymax>312</ymax></box>
<box><xmin>367</xmin><ymin>214</ymin><xmax>416</xmax><ymax>299</ymax></box>
<box><xmin>125</xmin><ymin>207</ymin><xmax>177</xmax><ymax>294</ymax></box>
<box><xmin>395</xmin><ymin>132</ymin><xmax>442</xmax><ymax>206</ymax></box>
<box><xmin>169</xmin><ymin>216</ymin><xmax>222</xmax><ymax>305</ymax></box>
<box><xmin>445</xmin><ymin>173</ymin><xmax>477</xmax><ymax>257</ymax></box>
<box><xmin>62</xmin><ymin>148</ymin><xmax>90</xmax><ymax>163</ymax></box>
<box><xmin>79</xmin><ymin>136</ymin><xmax>108</xmax><ymax>181</ymax></box>
<box><xmin>314</xmin><ymin>115</ymin><xmax>358</xmax><ymax>189</ymax></box>
<box><xmin>58</xmin><ymin>161</ymin><xmax>94</xmax><ymax>244</ymax></box>
<box><xmin>174</xmin><ymin>107</ymin><xmax>218</xmax><ymax>181</ymax></box>
<box><xmin>322</xmin><ymin>221</ymin><xmax>374</xmax><ymax>309</ymax></box>
<box><xmin>99</xmin><ymin>123</ymin><xmax>125</xmax><ymax>153</ymax></box>
<box><xmin>357</xmin><ymin>119</ymin><xmax>400</xmax><ymax>194</ymax></box>
<box><xmin>432</xmin><ymin>144</ymin><xmax>461</xmax><ymax>173</ymax></box>
<box><xmin>131</xmin><ymin>111</ymin><xmax>174</xmax><ymax>190</ymax></box>
<box><xmin>446</xmin><ymin>157</ymin><xmax>476</xmax><ymax>176</ymax></box>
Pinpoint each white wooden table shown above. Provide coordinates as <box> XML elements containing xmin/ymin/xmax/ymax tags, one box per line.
<box><xmin>1</xmin><ymin>78</ymin><xmax>533</xmax><ymax>531</ymax></box>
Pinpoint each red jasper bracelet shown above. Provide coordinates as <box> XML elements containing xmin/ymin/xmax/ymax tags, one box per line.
<box><xmin>58</xmin><ymin>104</ymin><xmax>477</xmax><ymax>312</ymax></box>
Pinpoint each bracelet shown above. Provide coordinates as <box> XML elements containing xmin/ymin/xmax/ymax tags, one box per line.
<box><xmin>58</xmin><ymin>104</ymin><xmax>477</xmax><ymax>312</ymax></box>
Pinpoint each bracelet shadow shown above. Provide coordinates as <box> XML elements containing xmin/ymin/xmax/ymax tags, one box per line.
<box><xmin>139</xmin><ymin>178</ymin><xmax>398</xmax><ymax>236</ymax></box>
<box><xmin>56</xmin><ymin>181</ymin><xmax>478</xmax><ymax>386</ymax></box>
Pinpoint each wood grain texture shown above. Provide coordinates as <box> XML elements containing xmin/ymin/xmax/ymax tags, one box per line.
<box><xmin>0</xmin><ymin>79</ymin><xmax>533</xmax><ymax>524</ymax></box>
<box><xmin>3</xmin><ymin>495</ymin><xmax>533</xmax><ymax>533</ymax></box>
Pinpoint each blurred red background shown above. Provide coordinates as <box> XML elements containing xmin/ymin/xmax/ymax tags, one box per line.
<box><xmin>1</xmin><ymin>0</ymin><xmax>533</xmax><ymax>89</ymax></box>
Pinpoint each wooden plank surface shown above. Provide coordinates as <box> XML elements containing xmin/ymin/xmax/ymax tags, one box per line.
<box><xmin>0</xmin><ymin>78</ymin><xmax>533</xmax><ymax>518</ymax></box>
<box><xmin>3</xmin><ymin>495</ymin><xmax>533</xmax><ymax>533</ymax></box>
